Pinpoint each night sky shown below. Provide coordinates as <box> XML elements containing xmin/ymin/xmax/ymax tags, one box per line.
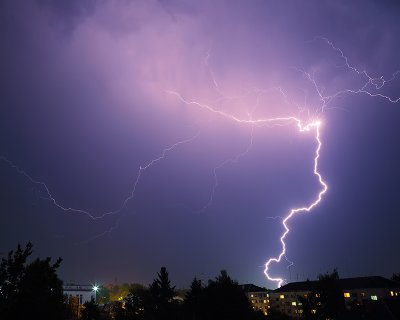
<box><xmin>1</xmin><ymin>0</ymin><xmax>400</xmax><ymax>289</ymax></box>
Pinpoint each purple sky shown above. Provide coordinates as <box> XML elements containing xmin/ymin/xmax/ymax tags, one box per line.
<box><xmin>1</xmin><ymin>0</ymin><xmax>400</xmax><ymax>289</ymax></box>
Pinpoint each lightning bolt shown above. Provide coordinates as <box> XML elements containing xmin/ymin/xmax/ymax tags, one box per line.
<box><xmin>199</xmin><ymin>123</ymin><xmax>255</xmax><ymax>212</ymax></box>
<box><xmin>166</xmin><ymin>89</ymin><xmax>327</xmax><ymax>287</ymax></box>
<box><xmin>304</xmin><ymin>36</ymin><xmax>400</xmax><ymax>110</ymax></box>
<box><xmin>0</xmin><ymin>132</ymin><xmax>199</xmax><ymax>240</ymax></box>
<box><xmin>0</xmin><ymin>155</ymin><xmax>104</xmax><ymax>220</ymax></box>
<box><xmin>261</xmin><ymin>37</ymin><xmax>399</xmax><ymax>287</ymax></box>
<box><xmin>168</xmin><ymin>36</ymin><xmax>399</xmax><ymax>288</ymax></box>
<box><xmin>263</xmin><ymin>121</ymin><xmax>327</xmax><ymax>287</ymax></box>
<box><xmin>1</xmin><ymin>35</ymin><xmax>399</xmax><ymax>287</ymax></box>
<box><xmin>120</xmin><ymin>132</ymin><xmax>200</xmax><ymax>210</ymax></box>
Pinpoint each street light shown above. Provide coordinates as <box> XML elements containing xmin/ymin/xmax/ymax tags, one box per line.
<box><xmin>92</xmin><ymin>285</ymin><xmax>99</xmax><ymax>303</ymax></box>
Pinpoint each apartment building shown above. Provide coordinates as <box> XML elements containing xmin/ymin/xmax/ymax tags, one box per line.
<box><xmin>269</xmin><ymin>276</ymin><xmax>400</xmax><ymax>318</ymax></box>
<box><xmin>240</xmin><ymin>284</ymin><xmax>270</xmax><ymax>315</ymax></box>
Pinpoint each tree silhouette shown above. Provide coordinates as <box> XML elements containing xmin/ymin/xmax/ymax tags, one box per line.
<box><xmin>184</xmin><ymin>277</ymin><xmax>204</xmax><ymax>320</ymax></box>
<box><xmin>202</xmin><ymin>270</ymin><xmax>255</xmax><ymax>320</ymax></box>
<box><xmin>392</xmin><ymin>273</ymin><xmax>400</xmax><ymax>283</ymax></box>
<box><xmin>112</xmin><ymin>301</ymin><xmax>126</xmax><ymax>320</ymax></box>
<box><xmin>300</xmin><ymin>269</ymin><xmax>346</xmax><ymax>320</ymax></box>
<box><xmin>81</xmin><ymin>299</ymin><xmax>100</xmax><ymax>320</ymax></box>
<box><xmin>124</xmin><ymin>284</ymin><xmax>151</xmax><ymax>320</ymax></box>
<box><xmin>149</xmin><ymin>267</ymin><xmax>178</xmax><ymax>320</ymax></box>
<box><xmin>0</xmin><ymin>242</ymin><xmax>33</xmax><ymax>317</ymax></box>
<box><xmin>0</xmin><ymin>242</ymin><xmax>67</xmax><ymax>320</ymax></box>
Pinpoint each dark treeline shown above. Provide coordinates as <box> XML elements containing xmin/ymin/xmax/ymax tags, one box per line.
<box><xmin>111</xmin><ymin>267</ymin><xmax>265</xmax><ymax>320</ymax></box>
<box><xmin>0</xmin><ymin>242</ymin><xmax>67</xmax><ymax>320</ymax></box>
<box><xmin>2</xmin><ymin>243</ymin><xmax>400</xmax><ymax>320</ymax></box>
<box><xmin>0</xmin><ymin>243</ymin><xmax>265</xmax><ymax>320</ymax></box>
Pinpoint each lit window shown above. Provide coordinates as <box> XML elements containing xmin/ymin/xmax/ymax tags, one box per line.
<box><xmin>304</xmin><ymin>294</ymin><xmax>308</xmax><ymax>298</ymax></box>
<box><xmin>311</xmin><ymin>309</ymin><xmax>317</xmax><ymax>314</ymax></box>
<box><xmin>280</xmin><ymin>294</ymin><xmax>285</xmax><ymax>299</ymax></box>
<box><xmin>291</xmin><ymin>301</ymin><xmax>297</xmax><ymax>306</ymax></box>
<box><xmin>266</xmin><ymin>294</ymin><xmax>269</xmax><ymax>297</ymax></box>
<box><xmin>315</xmin><ymin>293</ymin><xmax>320</xmax><ymax>298</ymax></box>
<box><xmin>371</xmin><ymin>295</ymin><xmax>378</xmax><ymax>301</ymax></box>
<box><xmin>251</xmin><ymin>294</ymin><xmax>254</xmax><ymax>298</ymax></box>
<box><xmin>263</xmin><ymin>300</ymin><xmax>267</xmax><ymax>304</ymax></box>
<box><xmin>344</xmin><ymin>292</ymin><xmax>351</xmax><ymax>298</ymax></box>
<box><xmin>391</xmin><ymin>291</ymin><xmax>394</xmax><ymax>297</ymax></box>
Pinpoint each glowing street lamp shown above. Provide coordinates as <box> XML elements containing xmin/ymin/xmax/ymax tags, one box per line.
<box><xmin>92</xmin><ymin>285</ymin><xmax>99</xmax><ymax>303</ymax></box>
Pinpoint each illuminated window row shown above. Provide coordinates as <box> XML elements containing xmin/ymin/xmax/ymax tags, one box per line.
<box><xmin>250</xmin><ymin>293</ymin><xmax>269</xmax><ymax>298</ymax></box>
<box><xmin>344</xmin><ymin>292</ymin><xmax>381</xmax><ymax>301</ymax></box>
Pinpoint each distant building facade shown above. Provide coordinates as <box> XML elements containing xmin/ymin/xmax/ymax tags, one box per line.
<box><xmin>269</xmin><ymin>276</ymin><xmax>400</xmax><ymax>318</ymax></box>
<box><xmin>240</xmin><ymin>284</ymin><xmax>270</xmax><ymax>316</ymax></box>
<box><xmin>63</xmin><ymin>284</ymin><xmax>96</xmax><ymax>304</ymax></box>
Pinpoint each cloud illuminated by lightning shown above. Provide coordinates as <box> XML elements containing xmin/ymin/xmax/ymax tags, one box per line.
<box><xmin>1</xmin><ymin>35</ymin><xmax>400</xmax><ymax>286</ymax></box>
<box><xmin>165</xmin><ymin>89</ymin><xmax>328</xmax><ymax>287</ymax></box>
<box><xmin>166</xmin><ymin>35</ymin><xmax>400</xmax><ymax>288</ymax></box>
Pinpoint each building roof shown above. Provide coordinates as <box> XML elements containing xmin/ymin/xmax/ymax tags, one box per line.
<box><xmin>240</xmin><ymin>284</ymin><xmax>269</xmax><ymax>293</ymax></box>
<box><xmin>274</xmin><ymin>276</ymin><xmax>400</xmax><ymax>293</ymax></box>
<box><xmin>338</xmin><ymin>276</ymin><xmax>400</xmax><ymax>290</ymax></box>
<box><xmin>63</xmin><ymin>285</ymin><xmax>94</xmax><ymax>292</ymax></box>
